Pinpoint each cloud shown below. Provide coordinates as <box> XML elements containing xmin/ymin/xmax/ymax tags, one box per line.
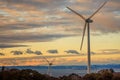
<box><xmin>26</xmin><ymin>48</ymin><xmax>42</xmax><ymax>55</ymax></box>
<box><xmin>0</xmin><ymin>53</ymin><xmax>5</xmax><ymax>56</ymax></box>
<box><xmin>26</xmin><ymin>48</ymin><xmax>34</xmax><ymax>54</ymax></box>
<box><xmin>65</xmin><ymin>50</ymin><xmax>80</xmax><ymax>54</ymax></box>
<box><xmin>92</xmin><ymin>12</ymin><xmax>120</xmax><ymax>33</ymax></box>
<box><xmin>0</xmin><ymin>23</ymin><xmax>44</xmax><ymax>31</ymax></box>
<box><xmin>0</xmin><ymin>0</ymin><xmax>119</xmax><ymax>44</ymax></box>
<box><xmin>34</xmin><ymin>51</ymin><xmax>42</xmax><ymax>55</ymax></box>
<box><xmin>47</xmin><ymin>49</ymin><xmax>58</xmax><ymax>54</ymax></box>
<box><xmin>0</xmin><ymin>0</ymin><xmax>68</xmax><ymax>12</ymax></box>
<box><xmin>11</xmin><ymin>50</ymin><xmax>23</xmax><ymax>55</ymax></box>
<box><xmin>0</xmin><ymin>44</ymin><xmax>28</xmax><ymax>48</ymax></box>
<box><xmin>0</xmin><ymin>33</ymin><xmax>75</xmax><ymax>43</ymax></box>
<box><xmin>91</xmin><ymin>51</ymin><xmax>96</xmax><ymax>55</ymax></box>
<box><xmin>99</xmin><ymin>49</ymin><xmax>120</xmax><ymax>54</ymax></box>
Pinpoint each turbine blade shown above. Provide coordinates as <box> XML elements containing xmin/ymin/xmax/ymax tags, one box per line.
<box><xmin>51</xmin><ymin>58</ymin><xmax>56</xmax><ymax>63</ymax></box>
<box><xmin>80</xmin><ymin>22</ymin><xmax>87</xmax><ymax>50</ymax></box>
<box><xmin>89</xmin><ymin>1</ymin><xmax>108</xmax><ymax>19</ymax></box>
<box><xmin>66</xmin><ymin>7</ymin><xmax>86</xmax><ymax>20</ymax></box>
<box><xmin>43</xmin><ymin>56</ymin><xmax>50</xmax><ymax>64</ymax></box>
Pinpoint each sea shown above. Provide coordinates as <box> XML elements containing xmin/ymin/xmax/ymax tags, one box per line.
<box><xmin>0</xmin><ymin>64</ymin><xmax>120</xmax><ymax>77</ymax></box>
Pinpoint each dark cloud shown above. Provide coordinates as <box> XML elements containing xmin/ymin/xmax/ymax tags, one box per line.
<box><xmin>47</xmin><ymin>49</ymin><xmax>58</xmax><ymax>54</ymax></box>
<box><xmin>26</xmin><ymin>48</ymin><xmax>34</xmax><ymax>54</ymax></box>
<box><xmin>0</xmin><ymin>53</ymin><xmax>5</xmax><ymax>56</ymax></box>
<box><xmin>91</xmin><ymin>51</ymin><xmax>96</xmax><ymax>55</ymax></box>
<box><xmin>0</xmin><ymin>33</ymin><xmax>75</xmax><ymax>43</ymax></box>
<box><xmin>65</xmin><ymin>50</ymin><xmax>80</xmax><ymax>54</ymax></box>
<box><xmin>0</xmin><ymin>0</ymin><xmax>119</xmax><ymax>45</ymax></box>
<box><xmin>1</xmin><ymin>0</ymin><xmax>69</xmax><ymax>10</ymax></box>
<box><xmin>26</xmin><ymin>49</ymin><xmax>42</xmax><ymax>55</ymax></box>
<box><xmin>0</xmin><ymin>23</ymin><xmax>43</xmax><ymax>31</ymax></box>
<box><xmin>11</xmin><ymin>50</ymin><xmax>23</xmax><ymax>55</ymax></box>
<box><xmin>34</xmin><ymin>51</ymin><xmax>42</xmax><ymax>55</ymax></box>
<box><xmin>0</xmin><ymin>44</ymin><xmax>28</xmax><ymax>48</ymax></box>
<box><xmin>0</xmin><ymin>21</ymin><xmax>75</xmax><ymax>33</ymax></box>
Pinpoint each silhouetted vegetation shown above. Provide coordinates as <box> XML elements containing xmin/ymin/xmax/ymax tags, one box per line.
<box><xmin>0</xmin><ymin>68</ymin><xmax>120</xmax><ymax>80</ymax></box>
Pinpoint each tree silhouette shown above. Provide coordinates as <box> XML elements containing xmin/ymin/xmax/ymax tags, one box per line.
<box><xmin>0</xmin><ymin>68</ymin><xmax>119</xmax><ymax>80</ymax></box>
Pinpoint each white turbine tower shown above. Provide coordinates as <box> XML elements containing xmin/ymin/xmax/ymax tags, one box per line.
<box><xmin>43</xmin><ymin>57</ymin><xmax>55</xmax><ymax>76</ymax></box>
<box><xmin>67</xmin><ymin>1</ymin><xmax>108</xmax><ymax>74</ymax></box>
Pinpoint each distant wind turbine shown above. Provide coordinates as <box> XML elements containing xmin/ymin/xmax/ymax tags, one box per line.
<box><xmin>43</xmin><ymin>57</ymin><xmax>56</xmax><ymax>76</ymax></box>
<box><xmin>67</xmin><ymin>1</ymin><xmax>108</xmax><ymax>74</ymax></box>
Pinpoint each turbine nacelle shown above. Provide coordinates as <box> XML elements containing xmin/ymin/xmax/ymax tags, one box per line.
<box><xmin>86</xmin><ymin>19</ymin><xmax>93</xmax><ymax>23</ymax></box>
<box><xmin>49</xmin><ymin>63</ymin><xmax>53</xmax><ymax>66</ymax></box>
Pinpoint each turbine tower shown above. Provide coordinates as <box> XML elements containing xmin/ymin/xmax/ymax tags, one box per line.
<box><xmin>67</xmin><ymin>1</ymin><xmax>108</xmax><ymax>74</ymax></box>
<box><xmin>43</xmin><ymin>57</ymin><xmax>55</xmax><ymax>76</ymax></box>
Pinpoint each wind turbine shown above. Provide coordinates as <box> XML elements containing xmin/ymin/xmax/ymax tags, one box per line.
<box><xmin>67</xmin><ymin>1</ymin><xmax>108</xmax><ymax>74</ymax></box>
<box><xmin>43</xmin><ymin>57</ymin><xmax>56</xmax><ymax>76</ymax></box>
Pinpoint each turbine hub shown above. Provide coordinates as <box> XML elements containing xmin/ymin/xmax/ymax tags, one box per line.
<box><xmin>49</xmin><ymin>63</ymin><xmax>53</xmax><ymax>65</ymax></box>
<box><xmin>86</xmin><ymin>18</ymin><xmax>93</xmax><ymax>23</ymax></box>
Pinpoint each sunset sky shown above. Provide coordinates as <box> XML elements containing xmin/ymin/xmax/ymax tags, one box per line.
<box><xmin>0</xmin><ymin>0</ymin><xmax>120</xmax><ymax>66</ymax></box>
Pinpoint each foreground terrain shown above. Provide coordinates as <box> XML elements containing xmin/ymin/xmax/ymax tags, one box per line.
<box><xmin>0</xmin><ymin>67</ymin><xmax>120</xmax><ymax>80</ymax></box>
